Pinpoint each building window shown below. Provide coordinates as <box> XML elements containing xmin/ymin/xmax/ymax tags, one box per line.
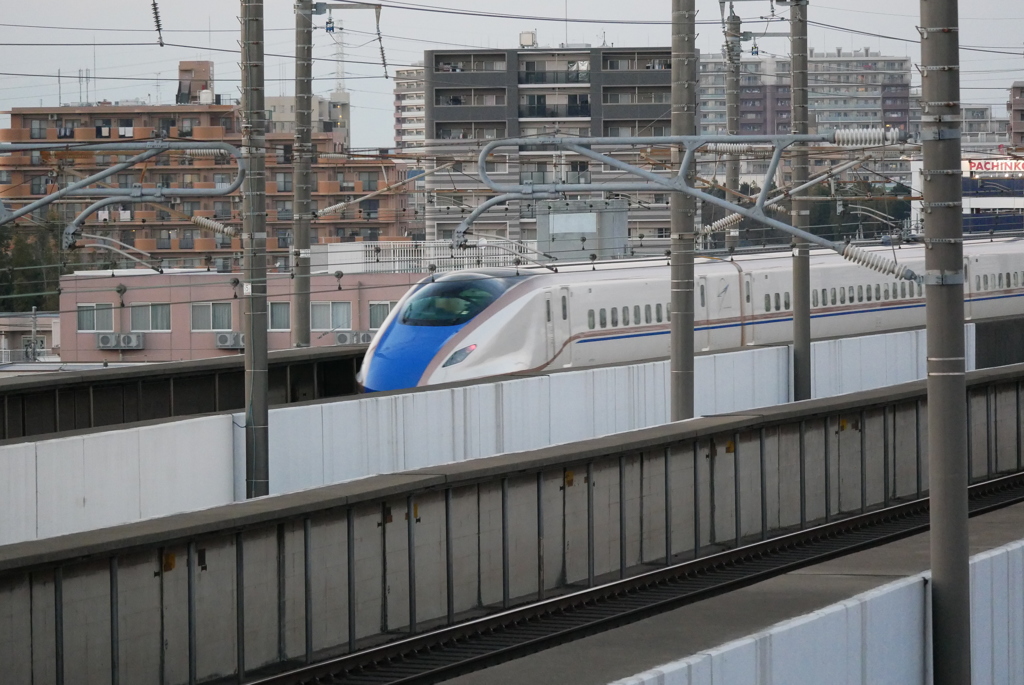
<box><xmin>117</xmin><ymin>174</ymin><xmax>135</xmax><ymax>189</ymax></box>
<box><xmin>77</xmin><ymin>304</ymin><xmax>114</xmax><ymax>332</ymax></box>
<box><xmin>369</xmin><ymin>301</ymin><xmax>397</xmax><ymax>329</ymax></box>
<box><xmin>179</xmin><ymin>118</ymin><xmax>200</xmax><ymax>136</ymax></box>
<box><xmin>311</xmin><ymin>301</ymin><xmax>352</xmax><ymax>331</ymax></box>
<box><xmin>269</xmin><ymin>302</ymin><xmax>291</xmax><ymax>330</ymax></box>
<box><xmin>214</xmin><ymin>201</ymin><xmax>232</xmax><ymax>219</ymax></box>
<box><xmin>359</xmin><ymin>199</ymin><xmax>379</xmax><ymax>219</ymax></box>
<box><xmin>191</xmin><ymin>302</ymin><xmax>232</xmax><ymax>331</ymax></box>
<box><xmin>131</xmin><ymin>303</ymin><xmax>171</xmax><ymax>332</ymax></box>
<box><xmin>95</xmin><ymin>119</ymin><xmax>112</xmax><ymax>138</ymax></box>
<box><xmin>0</xmin><ymin>171</ymin><xmax>10</xmax><ymax>184</ymax></box>
<box><xmin>358</xmin><ymin>171</ymin><xmax>379</xmax><ymax>191</ymax></box>
<box><xmin>214</xmin><ymin>173</ymin><xmax>231</xmax><ymax>188</ymax></box>
<box><xmin>30</xmin><ymin>176</ymin><xmax>48</xmax><ymax>195</ymax></box>
<box><xmin>275</xmin><ymin>172</ymin><xmax>293</xmax><ymax>192</ymax></box>
<box><xmin>29</xmin><ymin>120</ymin><xmax>48</xmax><ymax>139</ymax></box>
<box><xmin>275</xmin><ymin>200</ymin><xmax>293</xmax><ymax>220</ymax></box>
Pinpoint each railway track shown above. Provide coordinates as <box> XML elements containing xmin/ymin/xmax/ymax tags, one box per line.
<box><xmin>252</xmin><ymin>470</ymin><xmax>1024</xmax><ymax>685</ymax></box>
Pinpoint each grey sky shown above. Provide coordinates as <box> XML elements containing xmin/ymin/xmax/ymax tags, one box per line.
<box><xmin>0</xmin><ymin>0</ymin><xmax>1020</xmax><ymax>147</ymax></box>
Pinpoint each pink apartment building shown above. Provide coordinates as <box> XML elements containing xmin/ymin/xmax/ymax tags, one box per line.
<box><xmin>60</xmin><ymin>270</ymin><xmax>422</xmax><ymax>362</ymax></box>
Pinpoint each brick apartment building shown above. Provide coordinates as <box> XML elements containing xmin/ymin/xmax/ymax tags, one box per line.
<box><xmin>1010</xmin><ymin>81</ymin><xmax>1024</xmax><ymax>147</ymax></box>
<box><xmin>0</xmin><ymin>61</ymin><xmax>414</xmax><ymax>272</ymax></box>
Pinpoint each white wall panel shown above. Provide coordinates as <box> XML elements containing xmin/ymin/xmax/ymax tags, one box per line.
<box><xmin>138</xmin><ymin>416</ymin><xmax>233</xmax><ymax>519</ymax></box>
<box><xmin>610</xmin><ymin>539</ymin><xmax>1024</xmax><ymax>685</ymax></box>
<box><xmin>269</xmin><ymin>405</ymin><xmax>326</xmax><ymax>496</ymax></box>
<box><xmin>0</xmin><ymin>444</ymin><xmax>37</xmax><ymax>545</ymax></box>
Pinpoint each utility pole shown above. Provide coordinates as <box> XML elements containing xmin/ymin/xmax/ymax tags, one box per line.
<box><xmin>724</xmin><ymin>9</ymin><xmax>742</xmax><ymax>252</ymax></box>
<box><xmin>919</xmin><ymin>0</ymin><xmax>971</xmax><ymax>680</ymax></box>
<box><xmin>242</xmin><ymin>0</ymin><xmax>269</xmax><ymax>498</ymax></box>
<box><xmin>670</xmin><ymin>0</ymin><xmax>697</xmax><ymax>421</ymax></box>
<box><xmin>292</xmin><ymin>0</ymin><xmax>313</xmax><ymax>348</ymax></box>
<box><xmin>789</xmin><ymin>0</ymin><xmax>812</xmax><ymax>401</ymax></box>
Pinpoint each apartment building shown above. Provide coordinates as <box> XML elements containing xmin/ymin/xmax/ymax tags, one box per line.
<box><xmin>0</xmin><ymin>62</ymin><xmax>412</xmax><ymax>271</ymax></box>
<box><xmin>394</xmin><ymin>64</ymin><xmax>426</xmax><ymax>149</ymax></box>
<box><xmin>422</xmin><ymin>45</ymin><xmax>677</xmax><ymax>241</ymax></box>
<box><xmin>1009</xmin><ymin>82</ymin><xmax>1024</xmax><ymax>147</ymax></box>
<box><xmin>265</xmin><ymin>92</ymin><xmax>351</xmax><ymax>150</ymax></box>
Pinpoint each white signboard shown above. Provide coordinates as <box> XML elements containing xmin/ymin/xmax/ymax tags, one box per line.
<box><xmin>550</xmin><ymin>212</ymin><xmax>598</xmax><ymax>234</ymax></box>
<box><xmin>962</xmin><ymin>159</ymin><xmax>1024</xmax><ymax>174</ymax></box>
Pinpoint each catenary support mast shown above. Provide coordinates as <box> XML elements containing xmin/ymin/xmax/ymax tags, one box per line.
<box><xmin>920</xmin><ymin>0</ymin><xmax>971</xmax><ymax>680</ymax></box>
<box><xmin>242</xmin><ymin>0</ymin><xmax>269</xmax><ymax>498</ymax></box>
<box><xmin>670</xmin><ymin>0</ymin><xmax>698</xmax><ymax>421</ymax></box>
<box><xmin>790</xmin><ymin>0</ymin><xmax>812</xmax><ymax>401</ymax></box>
<box><xmin>292</xmin><ymin>0</ymin><xmax>314</xmax><ymax>348</ymax></box>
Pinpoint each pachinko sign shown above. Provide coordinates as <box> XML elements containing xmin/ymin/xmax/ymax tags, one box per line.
<box><xmin>963</xmin><ymin>159</ymin><xmax>1024</xmax><ymax>174</ymax></box>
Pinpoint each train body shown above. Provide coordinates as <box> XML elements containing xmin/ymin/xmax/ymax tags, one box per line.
<box><xmin>360</xmin><ymin>238</ymin><xmax>1024</xmax><ymax>393</ymax></box>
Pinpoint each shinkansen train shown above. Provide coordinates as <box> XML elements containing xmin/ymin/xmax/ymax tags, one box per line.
<box><xmin>359</xmin><ymin>238</ymin><xmax>1024</xmax><ymax>393</ymax></box>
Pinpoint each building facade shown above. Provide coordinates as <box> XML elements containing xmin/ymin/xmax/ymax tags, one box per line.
<box><xmin>0</xmin><ymin>62</ymin><xmax>411</xmax><ymax>272</ymax></box>
<box><xmin>1010</xmin><ymin>82</ymin><xmax>1024</xmax><ymax>147</ymax></box>
<box><xmin>60</xmin><ymin>270</ymin><xmax>421</xmax><ymax>362</ymax></box>
<box><xmin>422</xmin><ymin>46</ymin><xmax>676</xmax><ymax>241</ymax></box>
<box><xmin>394</xmin><ymin>64</ymin><xmax>426</xmax><ymax>149</ymax></box>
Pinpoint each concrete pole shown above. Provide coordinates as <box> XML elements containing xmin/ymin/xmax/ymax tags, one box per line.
<box><xmin>292</xmin><ymin>0</ymin><xmax>313</xmax><ymax>348</ymax></box>
<box><xmin>790</xmin><ymin>0</ymin><xmax>812</xmax><ymax>401</ymax></box>
<box><xmin>919</xmin><ymin>0</ymin><xmax>971</xmax><ymax>681</ymax></box>
<box><xmin>242</xmin><ymin>0</ymin><xmax>270</xmax><ymax>498</ymax></box>
<box><xmin>724</xmin><ymin>11</ymin><xmax>742</xmax><ymax>255</ymax></box>
<box><xmin>670</xmin><ymin>0</ymin><xmax>697</xmax><ymax>421</ymax></box>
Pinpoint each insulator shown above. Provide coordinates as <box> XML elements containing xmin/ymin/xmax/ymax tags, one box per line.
<box><xmin>190</xmin><ymin>215</ymin><xmax>235</xmax><ymax>237</ymax></box>
<box><xmin>841</xmin><ymin>243</ymin><xmax>915</xmax><ymax>280</ymax></box>
<box><xmin>184</xmin><ymin>149</ymin><xmax>229</xmax><ymax>158</ymax></box>
<box><xmin>700</xmin><ymin>203</ymin><xmax>784</xmax><ymax>236</ymax></box>
<box><xmin>833</xmin><ymin>128</ymin><xmax>902</xmax><ymax>148</ymax></box>
<box><xmin>318</xmin><ymin>201</ymin><xmax>348</xmax><ymax>217</ymax></box>
<box><xmin>317</xmin><ymin>153</ymin><xmax>348</xmax><ymax>160</ymax></box>
<box><xmin>703</xmin><ymin>143</ymin><xmax>774</xmax><ymax>157</ymax></box>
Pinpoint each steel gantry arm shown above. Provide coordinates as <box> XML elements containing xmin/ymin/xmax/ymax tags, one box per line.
<box><xmin>0</xmin><ymin>140</ymin><xmax>246</xmax><ymax>249</ymax></box>
<box><xmin>456</xmin><ymin>131</ymin><xmax>918</xmax><ymax>281</ymax></box>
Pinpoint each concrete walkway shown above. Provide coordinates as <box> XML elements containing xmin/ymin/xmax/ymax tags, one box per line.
<box><xmin>446</xmin><ymin>501</ymin><xmax>1024</xmax><ymax>685</ymax></box>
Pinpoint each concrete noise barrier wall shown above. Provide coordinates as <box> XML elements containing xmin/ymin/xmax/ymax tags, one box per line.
<box><xmin>610</xmin><ymin>538</ymin><xmax>1024</xmax><ymax>685</ymax></box>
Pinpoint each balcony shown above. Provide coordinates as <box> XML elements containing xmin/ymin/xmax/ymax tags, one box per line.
<box><xmin>179</xmin><ymin>236</ymin><xmax>195</xmax><ymax>250</ymax></box>
<box><xmin>518</xmin><ymin>71</ymin><xmax>590</xmax><ymax>85</ymax></box>
<box><xmin>520</xmin><ymin>172</ymin><xmax>554</xmax><ymax>185</ymax></box>
<box><xmin>156</xmin><ymin>238</ymin><xmax>172</xmax><ymax>250</ymax></box>
<box><xmin>518</xmin><ymin>104</ymin><xmax>591</xmax><ymax>118</ymax></box>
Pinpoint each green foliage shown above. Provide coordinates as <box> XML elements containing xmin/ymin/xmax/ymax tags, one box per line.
<box><xmin>0</xmin><ymin>217</ymin><xmax>62</xmax><ymax>312</ymax></box>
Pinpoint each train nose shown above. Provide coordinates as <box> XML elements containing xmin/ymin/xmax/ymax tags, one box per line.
<box><xmin>361</xmin><ymin>322</ymin><xmax>463</xmax><ymax>392</ymax></box>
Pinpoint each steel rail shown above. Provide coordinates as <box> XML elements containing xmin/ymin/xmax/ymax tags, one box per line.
<box><xmin>251</xmin><ymin>469</ymin><xmax>1024</xmax><ymax>685</ymax></box>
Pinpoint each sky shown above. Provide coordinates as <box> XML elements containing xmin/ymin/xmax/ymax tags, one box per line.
<box><xmin>0</xmin><ymin>0</ymin><xmax>1020</xmax><ymax>148</ymax></box>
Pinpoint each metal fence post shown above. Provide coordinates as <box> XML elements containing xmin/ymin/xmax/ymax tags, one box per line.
<box><xmin>693</xmin><ymin>442</ymin><xmax>701</xmax><ymax>558</ymax></box>
<box><xmin>188</xmin><ymin>541</ymin><xmax>197</xmax><ymax>685</ymax></box>
<box><xmin>536</xmin><ymin>473</ymin><xmax>545</xmax><ymax>600</ymax></box>
<box><xmin>235</xmin><ymin>533</ymin><xmax>245</xmax><ymax>682</ymax></box>
<box><xmin>759</xmin><ymin>428</ymin><xmax>767</xmax><ymax>540</ymax></box>
<box><xmin>733</xmin><ymin>433</ymin><xmax>741</xmax><ymax>546</ymax></box>
<box><xmin>501</xmin><ymin>479</ymin><xmax>511</xmax><ymax>606</ymax></box>
<box><xmin>109</xmin><ymin>557</ymin><xmax>119</xmax><ymax>685</ymax></box>
<box><xmin>665</xmin><ymin>447</ymin><xmax>673</xmax><ymax>565</ymax></box>
<box><xmin>304</xmin><ymin>518</ymin><xmax>313</xmax><ymax>661</ymax></box>
<box><xmin>619</xmin><ymin>456</ymin><xmax>627</xmax><ymax>577</ymax></box>
<box><xmin>860</xmin><ymin>410</ymin><xmax>868</xmax><ymax>513</ymax></box>
<box><xmin>586</xmin><ymin>464</ymin><xmax>595</xmax><ymax>587</ymax></box>
<box><xmin>824</xmin><ymin>417</ymin><xmax>832</xmax><ymax>522</ymax></box>
<box><xmin>347</xmin><ymin>509</ymin><xmax>356</xmax><ymax>652</ymax></box>
<box><xmin>407</xmin><ymin>495</ymin><xmax>417</xmax><ymax>632</ymax></box>
<box><xmin>54</xmin><ymin>567</ymin><xmax>63</xmax><ymax>685</ymax></box>
<box><xmin>445</xmin><ymin>489</ymin><xmax>455</xmax><ymax>623</ymax></box>
<box><xmin>799</xmin><ymin>420</ymin><xmax>807</xmax><ymax>527</ymax></box>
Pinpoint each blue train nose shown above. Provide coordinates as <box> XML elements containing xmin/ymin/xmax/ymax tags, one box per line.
<box><xmin>361</xmin><ymin>321</ymin><xmax>465</xmax><ymax>392</ymax></box>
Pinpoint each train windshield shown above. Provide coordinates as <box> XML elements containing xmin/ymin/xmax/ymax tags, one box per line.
<box><xmin>399</xmin><ymin>276</ymin><xmax>517</xmax><ymax>327</ymax></box>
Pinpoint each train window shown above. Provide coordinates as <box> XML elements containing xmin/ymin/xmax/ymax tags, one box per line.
<box><xmin>588</xmin><ymin>309</ymin><xmax>595</xmax><ymax>329</ymax></box>
<box><xmin>917</xmin><ymin>283</ymin><xmax>923</xmax><ymax>297</ymax></box>
<box><xmin>1016</xmin><ymin>273</ymin><xmax>1020</xmax><ymax>287</ymax></box>
<box><xmin>634</xmin><ymin>305</ymin><xmax>641</xmax><ymax>324</ymax></box>
<box><xmin>901</xmin><ymin>282</ymin><xmax>907</xmax><ymax>298</ymax></box>
<box><xmin>400</xmin><ymin>277</ymin><xmax>518</xmax><ymax>327</ymax></box>
<box><xmin>857</xmin><ymin>285</ymin><xmax>864</xmax><ymax>303</ymax></box>
<box><xmin>774</xmin><ymin>293</ymin><xmax>781</xmax><ymax>311</ymax></box>
<box><xmin>1006</xmin><ymin>273</ymin><xmax>1011</xmax><ymax>287</ymax></box>
<box><xmin>700</xmin><ymin>284</ymin><xmax>706</xmax><ymax>308</ymax></box>
<box><xmin>812</xmin><ymin>290</ymin><xmax>819</xmax><ymax>307</ymax></box>
<box><xmin>883</xmin><ymin>285</ymin><xmax>889</xmax><ymax>300</ymax></box>
<box><xmin>599</xmin><ymin>309</ymin><xmax>607</xmax><ymax>328</ymax></box>
<box><xmin>821</xmin><ymin>288</ymin><xmax>827</xmax><ymax>306</ymax></box>
<box><xmin>745</xmin><ymin>281</ymin><xmax>751</xmax><ymax>303</ymax></box>
<box><xmin>983</xmin><ymin>275</ymin><xmax>989</xmax><ymax>290</ymax></box>
<box><xmin>865</xmin><ymin>285</ymin><xmax>872</xmax><ymax>302</ymax></box>
<box><xmin>562</xmin><ymin>296</ymin><xmax>568</xmax><ymax>320</ymax></box>
<box><xmin>611</xmin><ymin>307</ymin><xmax>619</xmax><ymax>327</ymax></box>
<box><xmin>656</xmin><ymin>304</ymin><xmax>663</xmax><ymax>323</ymax></box>
<box><xmin>999</xmin><ymin>273</ymin><xmax>1005</xmax><ymax>288</ymax></box>
<box><xmin>546</xmin><ymin>300</ymin><xmax>551</xmax><ymax>322</ymax></box>
<box><xmin>839</xmin><ymin>288</ymin><xmax>846</xmax><ymax>304</ymax></box>
<box><xmin>784</xmin><ymin>292</ymin><xmax>791</xmax><ymax>310</ymax></box>
<box><xmin>624</xmin><ymin>307</ymin><xmax>631</xmax><ymax>325</ymax></box>
<box><xmin>874</xmin><ymin>285</ymin><xmax>881</xmax><ymax>301</ymax></box>
<box><xmin>666</xmin><ymin>304</ymin><xmax>671</xmax><ymax>321</ymax></box>
<box><xmin>645</xmin><ymin>304</ymin><xmax>652</xmax><ymax>324</ymax></box>
<box><xmin>765</xmin><ymin>294</ymin><xmax>771</xmax><ymax>312</ymax></box>
<box><xmin>975</xmin><ymin>276</ymin><xmax>981</xmax><ymax>292</ymax></box>
<box><xmin>830</xmin><ymin>288</ymin><xmax>837</xmax><ymax>305</ymax></box>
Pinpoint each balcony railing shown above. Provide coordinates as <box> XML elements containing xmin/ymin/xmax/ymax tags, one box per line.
<box><xmin>179</xmin><ymin>236</ymin><xmax>195</xmax><ymax>250</ymax></box>
<box><xmin>156</xmin><ymin>238</ymin><xmax>171</xmax><ymax>249</ymax></box>
<box><xmin>518</xmin><ymin>104</ymin><xmax>591</xmax><ymax>118</ymax></box>
<box><xmin>518</xmin><ymin>71</ymin><xmax>590</xmax><ymax>85</ymax></box>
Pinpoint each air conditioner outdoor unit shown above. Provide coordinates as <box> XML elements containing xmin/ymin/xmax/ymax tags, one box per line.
<box><xmin>336</xmin><ymin>330</ymin><xmax>374</xmax><ymax>345</ymax></box>
<box><xmin>96</xmin><ymin>333</ymin><xmax>145</xmax><ymax>350</ymax></box>
<box><xmin>119</xmin><ymin>333</ymin><xmax>145</xmax><ymax>350</ymax></box>
<box><xmin>96</xmin><ymin>333</ymin><xmax>120</xmax><ymax>349</ymax></box>
<box><xmin>215</xmin><ymin>332</ymin><xmax>246</xmax><ymax>349</ymax></box>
